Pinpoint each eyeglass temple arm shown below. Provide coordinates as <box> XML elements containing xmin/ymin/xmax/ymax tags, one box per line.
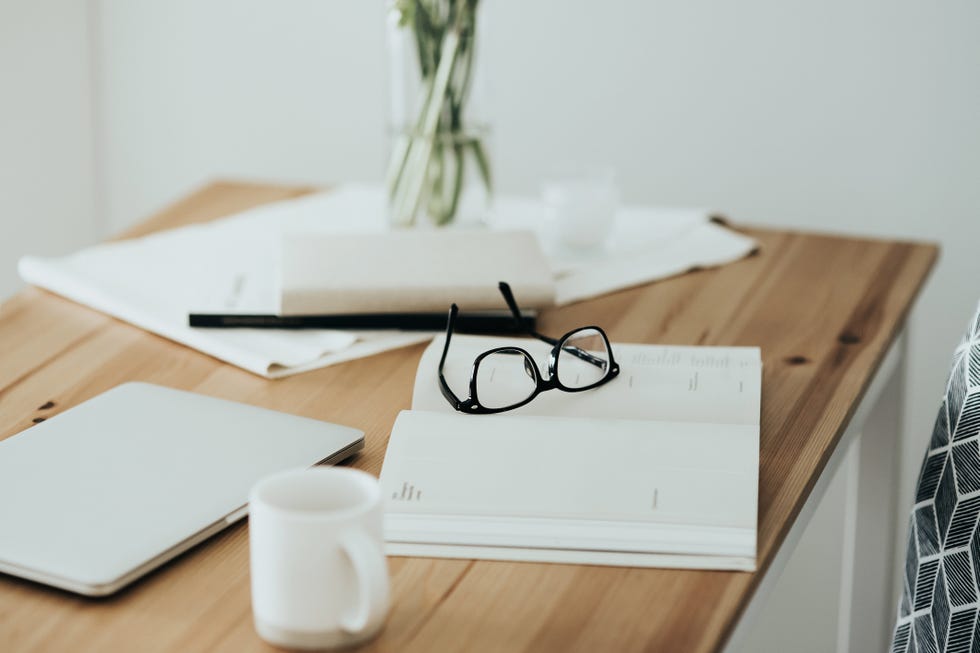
<box><xmin>498</xmin><ymin>281</ymin><xmax>558</xmax><ymax>343</ymax></box>
<box><xmin>560</xmin><ymin>342</ymin><xmax>613</xmax><ymax>370</ymax></box>
<box><xmin>497</xmin><ymin>282</ymin><xmax>529</xmax><ymax>331</ymax></box>
<box><xmin>438</xmin><ymin>303</ymin><xmax>464</xmax><ymax>408</ymax></box>
<box><xmin>498</xmin><ymin>281</ymin><xmax>611</xmax><ymax>370</ymax></box>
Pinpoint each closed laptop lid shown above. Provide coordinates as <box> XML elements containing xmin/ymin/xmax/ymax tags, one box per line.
<box><xmin>0</xmin><ymin>382</ymin><xmax>363</xmax><ymax>595</ymax></box>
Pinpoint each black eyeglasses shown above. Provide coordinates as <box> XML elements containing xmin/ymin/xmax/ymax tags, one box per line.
<box><xmin>438</xmin><ymin>282</ymin><xmax>620</xmax><ymax>414</ymax></box>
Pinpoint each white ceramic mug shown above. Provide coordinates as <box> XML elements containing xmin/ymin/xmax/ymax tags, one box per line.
<box><xmin>249</xmin><ymin>467</ymin><xmax>390</xmax><ymax>650</ymax></box>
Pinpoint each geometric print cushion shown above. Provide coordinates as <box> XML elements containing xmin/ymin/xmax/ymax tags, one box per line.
<box><xmin>892</xmin><ymin>306</ymin><xmax>980</xmax><ymax>652</ymax></box>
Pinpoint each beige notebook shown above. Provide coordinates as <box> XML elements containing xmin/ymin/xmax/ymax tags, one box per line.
<box><xmin>279</xmin><ymin>230</ymin><xmax>556</xmax><ymax>315</ymax></box>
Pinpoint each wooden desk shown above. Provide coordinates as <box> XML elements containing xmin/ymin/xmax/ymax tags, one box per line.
<box><xmin>0</xmin><ymin>182</ymin><xmax>937</xmax><ymax>653</ymax></box>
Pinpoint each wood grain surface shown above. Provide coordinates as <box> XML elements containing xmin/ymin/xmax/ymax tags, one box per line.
<box><xmin>0</xmin><ymin>181</ymin><xmax>937</xmax><ymax>653</ymax></box>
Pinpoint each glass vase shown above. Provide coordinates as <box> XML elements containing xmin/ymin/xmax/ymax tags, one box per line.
<box><xmin>385</xmin><ymin>1</ymin><xmax>492</xmax><ymax>228</ymax></box>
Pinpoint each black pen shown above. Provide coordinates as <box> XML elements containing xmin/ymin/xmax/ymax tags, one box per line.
<box><xmin>188</xmin><ymin>311</ymin><xmax>535</xmax><ymax>334</ymax></box>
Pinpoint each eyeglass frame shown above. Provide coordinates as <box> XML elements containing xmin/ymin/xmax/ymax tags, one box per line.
<box><xmin>438</xmin><ymin>281</ymin><xmax>621</xmax><ymax>414</ymax></box>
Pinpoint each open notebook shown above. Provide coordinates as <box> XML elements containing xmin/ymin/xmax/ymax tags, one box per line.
<box><xmin>379</xmin><ymin>335</ymin><xmax>762</xmax><ymax>570</ymax></box>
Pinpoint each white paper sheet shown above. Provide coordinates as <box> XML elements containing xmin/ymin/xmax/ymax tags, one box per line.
<box><xmin>18</xmin><ymin>185</ymin><xmax>758</xmax><ymax>378</ymax></box>
<box><xmin>490</xmin><ymin>197</ymin><xmax>759</xmax><ymax>304</ymax></box>
<box><xmin>18</xmin><ymin>188</ymin><xmax>431</xmax><ymax>377</ymax></box>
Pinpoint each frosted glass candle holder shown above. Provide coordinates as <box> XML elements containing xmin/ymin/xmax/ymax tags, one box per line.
<box><xmin>541</xmin><ymin>172</ymin><xmax>619</xmax><ymax>252</ymax></box>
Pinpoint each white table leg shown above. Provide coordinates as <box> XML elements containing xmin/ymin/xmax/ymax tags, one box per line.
<box><xmin>725</xmin><ymin>331</ymin><xmax>907</xmax><ymax>653</ymax></box>
<box><xmin>841</xmin><ymin>330</ymin><xmax>906</xmax><ymax>652</ymax></box>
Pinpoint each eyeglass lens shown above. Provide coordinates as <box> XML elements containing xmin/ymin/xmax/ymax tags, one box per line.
<box><xmin>474</xmin><ymin>348</ymin><xmax>538</xmax><ymax>409</ymax></box>
<box><xmin>556</xmin><ymin>328</ymin><xmax>611</xmax><ymax>389</ymax></box>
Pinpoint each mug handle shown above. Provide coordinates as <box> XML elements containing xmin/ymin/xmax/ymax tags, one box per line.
<box><xmin>339</xmin><ymin>530</ymin><xmax>390</xmax><ymax>635</ymax></box>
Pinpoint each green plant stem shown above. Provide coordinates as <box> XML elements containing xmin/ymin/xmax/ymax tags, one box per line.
<box><xmin>390</xmin><ymin>26</ymin><xmax>461</xmax><ymax>225</ymax></box>
<box><xmin>470</xmin><ymin>137</ymin><xmax>492</xmax><ymax>195</ymax></box>
<box><xmin>389</xmin><ymin>0</ymin><xmax>488</xmax><ymax>227</ymax></box>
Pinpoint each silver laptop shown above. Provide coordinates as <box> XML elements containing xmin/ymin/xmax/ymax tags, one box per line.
<box><xmin>0</xmin><ymin>382</ymin><xmax>364</xmax><ymax>596</ymax></box>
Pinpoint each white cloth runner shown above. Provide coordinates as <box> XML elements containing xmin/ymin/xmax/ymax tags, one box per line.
<box><xmin>18</xmin><ymin>185</ymin><xmax>757</xmax><ymax>378</ymax></box>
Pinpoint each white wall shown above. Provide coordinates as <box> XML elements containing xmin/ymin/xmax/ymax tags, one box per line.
<box><xmin>97</xmin><ymin>0</ymin><xmax>388</xmax><ymax>234</ymax></box>
<box><xmin>0</xmin><ymin>1</ymin><xmax>100</xmax><ymax>300</ymax></box>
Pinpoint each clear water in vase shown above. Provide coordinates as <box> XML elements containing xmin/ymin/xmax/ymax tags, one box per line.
<box><xmin>386</xmin><ymin>0</ymin><xmax>492</xmax><ymax>229</ymax></box>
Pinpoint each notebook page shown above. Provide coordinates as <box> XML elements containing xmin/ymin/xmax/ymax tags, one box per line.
<box><xmin>412</xmin><ymin>335</ymin><xmax>761</xmax><ymax>425</ymax></box>
<box><xmin>381</xmin><ymin>410</ymin><xmax>757</xmax><ymax>557</ymax></box>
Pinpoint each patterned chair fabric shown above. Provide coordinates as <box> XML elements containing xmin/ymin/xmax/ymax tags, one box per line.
<box><xmin>893</xmin><ymin>306</ymin><xmax>980</xmax><ymax>652</ymax></box>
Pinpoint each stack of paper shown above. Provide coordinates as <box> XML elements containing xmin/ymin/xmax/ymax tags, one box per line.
<box><xmin>380</xmin><ymin>335</ymin><xmax>762</xmax><ymax>570</ymax></box>
<box><xmin>18</xmin><ymin>185</ymin><xmax>758</xmax><ymax>378</ymax></box>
